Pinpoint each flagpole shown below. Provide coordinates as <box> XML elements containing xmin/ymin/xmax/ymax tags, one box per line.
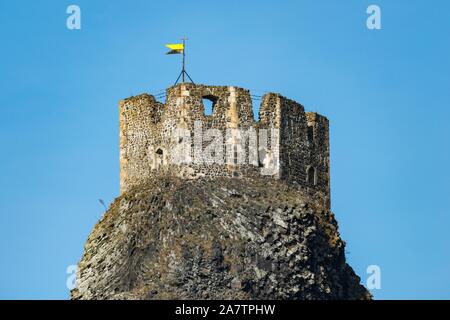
<box><xmin>167</xmin><ymin>37</ymin><xmax>193</xmax><ymax>85</ymax></box>
<box><xmin>181</xmin><ymin>37</ymin><xmax>187</xmax><ymax>83</ymax></box>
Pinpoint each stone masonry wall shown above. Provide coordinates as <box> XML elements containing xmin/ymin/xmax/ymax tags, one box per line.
<box><xmin>119</xmin><ymin>83</ymin><xmax>330</xmax><ymax>207</ymax></box>
<box><xmin>305</xmin><ymin>112</ymin><xmax>330</xmax><ymax>205</ymax></box>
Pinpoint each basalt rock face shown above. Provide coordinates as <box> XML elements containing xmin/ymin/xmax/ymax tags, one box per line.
<box><xmin>71</xmin><ymin>176</ymin><xmax>370</xmax><ymax>300</ymax></box>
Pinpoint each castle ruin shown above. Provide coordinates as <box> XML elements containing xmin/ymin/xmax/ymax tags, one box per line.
<box><xmin>119</xmin><ymin>83</ymin><xmax>330</xmax><ymax>207</ymax></box>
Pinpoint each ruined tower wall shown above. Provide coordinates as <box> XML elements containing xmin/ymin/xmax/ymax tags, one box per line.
<box><xmin>119</xmin><ymin>84</ymin><xmax>267</xmax><ymax>193</ymax></box>
<box><xmin>260</xmin><ymin>94</ymin><xmax>330</xmax><ymax>205</ymax></box>
<box><xmin>305</xmin><ymin>112</ymin><xmax>330</xmax><ymax>200</ymax></box>
<box><xmin>258</xmin><ymin>94</ymin><xmax>282</xmax><ymax>179</ymax></box>
<box><xmin>160</xmin><ymin>84</ymin><xmax>263</xmax><ymax>179</ymax></box>
<box><xmin>119</xmin><ymin>94</ymin><xmax>164</xmax><ymax>193</ymax></box>
<box><xmin>277</xmin><ymin>96</ymin><xmax>309</xmax><ymax>183</ymax></box>
<box><xmin>119</xmin><ymin>84</ymin><xmax>330</xmax><ymax>205</ymax></box>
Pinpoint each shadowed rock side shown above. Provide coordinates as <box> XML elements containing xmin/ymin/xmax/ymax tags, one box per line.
<box><xmin>71</xmin><ymin>176</ymin><xmax>370</xmax><ymax>300</ymax></box>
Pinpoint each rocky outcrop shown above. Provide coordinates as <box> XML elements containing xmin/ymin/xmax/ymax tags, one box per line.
<box><xmin>71</xmin><ymin>175</ymin><xmax>370</xmax><ymax>300</ymax></box>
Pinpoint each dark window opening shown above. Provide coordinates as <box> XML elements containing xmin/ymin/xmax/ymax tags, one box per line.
<box><xmin>202</xmin><ymin>95</ymin><xmax>218</xmax><ymax>116</ymax></box>
<box><xmin>258</xmin><ymin>149</ymin><xmax>266</xmax><ymax>168</ymax></box>
<box><xmin>306</xmin><ymin>166</ymin><xmax>316</xmax><ymax>186</ymax></box>
<box><xmin>307</xmin><ymin>126</ymin><xmax>314</xmax><ymax>144</ymax></box>
<box><xmin>155</xmin><ymin>148</ymin><xmax>164</xmax><ymax>170</ymax></box>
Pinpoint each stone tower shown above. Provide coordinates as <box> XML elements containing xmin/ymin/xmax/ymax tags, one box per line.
<box><xmin>119</xmin><ymin>83</ymin><xmax>330</xmax><ymax>207</ymax></box>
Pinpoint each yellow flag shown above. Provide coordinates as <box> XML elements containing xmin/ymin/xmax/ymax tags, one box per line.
<box><xmin>165</xmin><ymin>43</ymin><xmax>184</xmax><ymax>51</ymax></box>
<box><xmin>165</xmin><ymin>43</ymin><xmax>184</xmax><ymax>54</ymax></box>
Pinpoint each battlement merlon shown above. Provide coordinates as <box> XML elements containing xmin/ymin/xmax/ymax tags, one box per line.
<box><xmin>119</xmin><ymin>83</ymin><xmax>330</xmax><ymax>208</ymax></box>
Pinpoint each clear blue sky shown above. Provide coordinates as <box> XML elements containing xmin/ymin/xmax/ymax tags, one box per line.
<box><xmin>0</xmin><ymin>0</ymin><xmax>449</xmax><ymax>300</ymax></box>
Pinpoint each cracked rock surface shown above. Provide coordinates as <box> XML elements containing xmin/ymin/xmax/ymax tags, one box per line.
<box><xmin>71</xmin><ymin>176</ymin><xmax>370</xmax><ymax>300</ymax></box>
